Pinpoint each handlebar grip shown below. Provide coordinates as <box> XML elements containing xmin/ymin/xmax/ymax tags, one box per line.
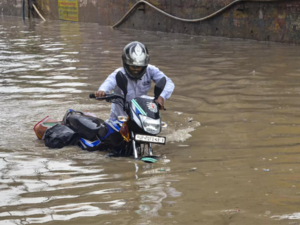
<box><xmin>89</xmin><ymin>93</ymin><xmax>96</xmax><ymax>98</ymax></box>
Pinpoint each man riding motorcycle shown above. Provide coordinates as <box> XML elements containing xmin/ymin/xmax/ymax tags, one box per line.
<box><xmin>41</xmin><ymin>42</ymin><xmax>175</xmax><ymax>155</ymax></box>
<box><xmin>94</xmin><ymin>41</ymin><xmax>175</xmax><ymax>120</ymax></box>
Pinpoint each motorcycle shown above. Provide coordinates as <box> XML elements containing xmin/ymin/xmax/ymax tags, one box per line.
<box><xmin>66</xmin><ymin>72</ymin><xmax>168</xmax><ymax>161</ymax></box>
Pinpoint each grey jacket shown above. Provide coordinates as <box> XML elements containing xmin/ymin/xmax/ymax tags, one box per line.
<box><xmin>98</xmin><ymin>64</ymin><xmax>175</xmax><ymax>119</ymax></box>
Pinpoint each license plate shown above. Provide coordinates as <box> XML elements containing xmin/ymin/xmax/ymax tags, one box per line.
<box><xmin>135</xmin><ymin>134</ymin><xmax>166</xmax><ymax>145</ymax></box>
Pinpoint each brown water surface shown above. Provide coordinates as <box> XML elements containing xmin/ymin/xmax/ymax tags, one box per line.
<box><xmin>1</xmin><ymin>16</ymin><xmax>300</xmax><ymax>225</ymax></box>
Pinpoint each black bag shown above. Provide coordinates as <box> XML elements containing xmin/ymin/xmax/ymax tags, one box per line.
<box><xmin>44</xmin><ymin>124</ymin><xmax>79</xmax><ymax>149</ymax></box>
<box><xmin>63</xmin><ymin>110</ymin><xmax>104</xmax><ymax>140</ymax></box>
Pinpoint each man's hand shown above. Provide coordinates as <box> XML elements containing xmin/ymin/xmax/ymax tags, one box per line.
<box><xmin>155</xmin><ymin>96</ymin><xmax>164</xmax><ymax>110</ymax></box>
<box><xmin>94</xmin><ymin>91</ymin><xmax>106</xmax><ymax>100</ymax></box>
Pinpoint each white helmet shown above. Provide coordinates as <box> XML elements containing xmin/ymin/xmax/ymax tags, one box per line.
<box><xmin>122</xmin><ymin>41</ymin><xmax>150</xmax><ymax>80</ymax></box>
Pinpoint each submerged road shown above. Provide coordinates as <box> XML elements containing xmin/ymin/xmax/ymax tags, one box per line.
<box><xmin>1</xmin><ymin>16</ymin><xmax>300</xmax><ymax>224</ymax></box>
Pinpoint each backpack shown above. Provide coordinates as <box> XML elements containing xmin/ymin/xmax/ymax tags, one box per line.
<box><xmin>44</xmin><ymin>124</ymin><xmax>80</xmax><ymax>149</ymax></box>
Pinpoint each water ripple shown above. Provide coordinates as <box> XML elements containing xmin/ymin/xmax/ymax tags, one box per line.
<box><xmin>1</xmin><ymin>15</ymin><xmax>300</xmax><ymax>225</ymax></box>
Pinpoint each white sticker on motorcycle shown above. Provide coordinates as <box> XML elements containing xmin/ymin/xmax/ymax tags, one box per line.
<box><xmin>147</xmin><ymin>102</ymin><xmax>158</xmax><ymax>113</ymax></box>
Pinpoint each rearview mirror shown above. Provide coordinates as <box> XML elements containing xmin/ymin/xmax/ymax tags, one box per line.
<box><xmin>154</xmin><ymin>77</ymin><xmax>166</xmax><ymax>100</ymax></box>
<box><xmin>116</xmin><ymin>71</ymin><xmax>128</xmax><ymax>97</ymax></box>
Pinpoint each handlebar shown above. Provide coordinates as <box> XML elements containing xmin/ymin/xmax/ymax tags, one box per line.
<box><xmin>89</xmin><ymin>93</ymin><xmax>166</xmax><ymax>110</ymax></box>
<box><xmin>89</xmin><ymin>93</ymin><xmax>124</xmax><ymax>102</ymax></box>
<box><xmin>154</xmin><ymin>100</ymin><xmax>166</xmax><ymax>110</ymax></box>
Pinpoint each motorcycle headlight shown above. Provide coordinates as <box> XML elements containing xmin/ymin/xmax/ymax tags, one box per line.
<box><xmin>139</xmin><ymin>115</ymin><xmax>161</xmax><ymax>135</ymax></box>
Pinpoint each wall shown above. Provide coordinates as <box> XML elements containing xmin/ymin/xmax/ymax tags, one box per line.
<box><xmin>0</xmin><ymin>0</ymin><xmax>28</xmax><ymax>17</ymax></box>
<box><xmin>35</xmin><ymin>0</ymin><xmax>99</xmax><ymax>23</ymax></box>
<box><xmin>1</xmin><ymin>0</ymin><xmax>300</xmax><ymax>44</ymax></box>
<box><xmin>98</xmin><ymin>0</ymin><xmax>300</xmax><ymax>44</ymax></box>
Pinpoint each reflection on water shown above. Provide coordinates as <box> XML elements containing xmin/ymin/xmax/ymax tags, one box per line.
<box><xmin>1</xmin><ymin>16</ymin><xmax>300</xmax><ymax>224</ymax></box>
<box><xmin>0</xmin><ymin>150</ymin><xmax>175</xmax><ymax>224</ymax></box>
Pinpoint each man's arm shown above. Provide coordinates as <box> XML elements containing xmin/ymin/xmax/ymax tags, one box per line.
<box><xmin>94</xmin><ymin>69</ymin><xmax>120</xmax><ymax>98</ymax></box>
<box><xmin>99</xmin><ymin>69</ymin><xmax>120</xmax><ymax>92</ymax></box>
<box><xmin>149</xmin><ymin>65</ymin><xmax>175</xmax><ymax>100</ymax></box>
<box><xmin>149</xmin><ymin>65</ymin><xmax>175</xmax><ymax>108</ymax></box>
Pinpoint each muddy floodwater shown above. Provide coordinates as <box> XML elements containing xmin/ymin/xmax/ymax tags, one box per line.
<box><xmin>1</xmin><ymin>16</ymin><xmax>300</xmax><ymax>225</ymax></box>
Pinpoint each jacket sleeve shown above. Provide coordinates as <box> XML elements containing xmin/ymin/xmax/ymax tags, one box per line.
<box><xmin>98</xmin><ymin>69</ymin><xmax>120</xmax><ymax>92</ymax></box>
<box><xmin>149</xmin><ymin>65</ymin><xmax>175</xmax><ymax>100</ymax></box>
